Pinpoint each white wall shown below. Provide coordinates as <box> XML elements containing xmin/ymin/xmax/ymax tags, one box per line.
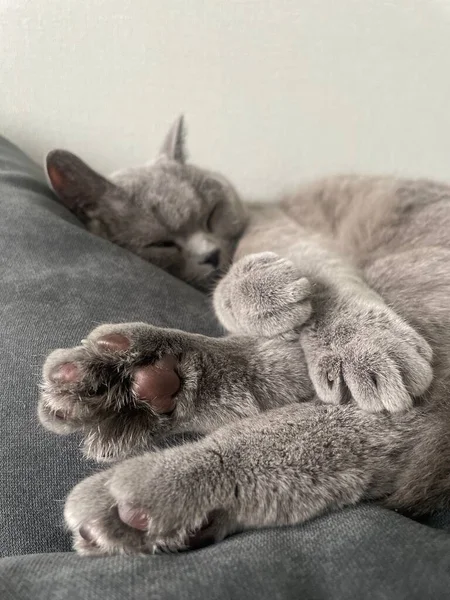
<box><xmin>1</xmin><ymin>0</ymin><xmax>450</xmax><ymax>199</ymax></box>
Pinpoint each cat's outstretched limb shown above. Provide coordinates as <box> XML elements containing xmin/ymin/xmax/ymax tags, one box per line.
<box><xmin>64</xmin><ymin>401</ymin><xmax>411</xmax><ymax>555</ymax></box>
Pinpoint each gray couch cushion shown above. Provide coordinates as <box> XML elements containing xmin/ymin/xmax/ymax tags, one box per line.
<box><xmin>0</xmin><ymin>136</ymin><xmax>222</xmax><ymax>557</ymax></box>
<box><xmin>1</xmin><ymin>506</ymin><xmax>450</xmax><ymax>600</ymax></box>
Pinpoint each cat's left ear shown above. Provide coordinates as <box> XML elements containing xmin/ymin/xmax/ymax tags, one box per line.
<box><xmin>158</xmin><ymin>115</ymin><xmax>186</xmax><ymax>163</ymax></box>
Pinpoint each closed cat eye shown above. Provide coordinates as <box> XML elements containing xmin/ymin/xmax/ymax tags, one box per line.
<box><xmin>145</xmin><ymin>241</ymin><xmax>179</xmax><ymax>249</ymax></box>
<box><xmin>206</xmin><ymin>204</ymin><xmax>219</xmax><ymax>232</ymax></box>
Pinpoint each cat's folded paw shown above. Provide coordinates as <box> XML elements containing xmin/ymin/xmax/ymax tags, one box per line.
<box><xmin>64</xmin><ymin>445</ymin><xmax>238</xmax><ymax>555</ymax></box>
<box><xmin>39</xmin><ymin>323</ymin><xmax>200</xmax><ymax>461</ymax></box>
<box><xmin>301</xmin><ymin>301</ymin><xmax>433</xmax><ymax>413</ymax></box>
<box><xmin>214</xmin><ymin>252</ymin><xmax>312</xmax><ymax>337</ymax></box>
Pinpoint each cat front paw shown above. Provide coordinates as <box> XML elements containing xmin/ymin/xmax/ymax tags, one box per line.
<box><xmin>64</xmin><ymin>444</ymin><xmax>239</xmax><ymax>555</ymax></box>
<box><xmin>39</xmin><ymin>323</ymin><xmax>202</xmax><ymax>461</ymax></box>
<box><xmin>301</xmin><ymin>301</ymin><xmax>433</xmax><ymax>413</ymax></box>
<box><xmin>214</xmin><ymin>252</ymin><xmax>312</xmax><ymax>337</ymax></box>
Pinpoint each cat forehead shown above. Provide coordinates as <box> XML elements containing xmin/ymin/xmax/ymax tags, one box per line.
<box><xmin>111</xmin><ymin>162</ymin><xmax>192</xmax><ymax>194</ymax></box>
<box><xmin>111</xmin><ymin>163</ymin><xmax>209</xmax><ymax>229</ymax></box>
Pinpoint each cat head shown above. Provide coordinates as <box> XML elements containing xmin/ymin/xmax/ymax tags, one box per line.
<box><xmin>45</xmin><ymin>116</ymin><xmax>247</xmax><ymax>289</ymax></box>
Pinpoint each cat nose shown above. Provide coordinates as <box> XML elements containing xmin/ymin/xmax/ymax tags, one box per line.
<box><xmin>201</xmin><ymin>249</ymin><xmax>221</xmax><ymax>269</ymax></box>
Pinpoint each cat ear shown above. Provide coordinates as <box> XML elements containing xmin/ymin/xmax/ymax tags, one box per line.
<box><xmin>158</xmin><ymin>115</ymin><xmax>186</xmax><ymax>163</ymax></box>
<box><xmin>46</xmin><ymin>150</ymin><xmax>121</xmax><ymax>223</ymax></box>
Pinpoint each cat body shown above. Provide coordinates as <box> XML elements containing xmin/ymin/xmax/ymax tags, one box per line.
<box><xmin>39</xmin><ymin>118</ymin><xmax>450</xmax><ymax>554</ymax></box>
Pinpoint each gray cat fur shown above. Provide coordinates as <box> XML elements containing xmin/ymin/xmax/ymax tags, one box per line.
<box><xmin>39</xmin><ymin>117</ymin><xmax>450</xmax><ymax>554</ymax></box>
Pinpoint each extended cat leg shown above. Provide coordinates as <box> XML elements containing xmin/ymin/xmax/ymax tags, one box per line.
<box><xmin>64</xmin><ymin>401</ymin><xmax>408</xmax><ymax>555</ymax></box>
<box><xmin>39</xmin><ymin>322</ymin><xmax>313</xmax><ymax>461</ymax></box>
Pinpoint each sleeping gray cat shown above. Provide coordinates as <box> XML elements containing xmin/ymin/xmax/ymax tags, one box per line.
<box><xmin>39</xmin><ymin>117</ymin><xmax>450</xmax><ymax>555</ymax></box>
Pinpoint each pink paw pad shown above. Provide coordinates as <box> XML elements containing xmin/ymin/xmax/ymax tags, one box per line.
<box><xmin>118</xmin><ymin>504</ymin><xmax>150</xmax><ymax>531</ymax></box>
<box><xmin>96</xmin><ymin>333</ymin><xmax>131</xmax><ymax>351</ymax></box>
<box><xmin>79</xmin><ymin>524</ymin><xmax>99</xmax><ymax>547</ymax></box>
<box><xmin>133</xmin><ymin>356</ymin><xmax>180</xmax><ymax>414</ymax></box>
<box><xmin>50</xmin><ymin>362</ymin><xmax>80</xmax><ymax>383</ymax></box>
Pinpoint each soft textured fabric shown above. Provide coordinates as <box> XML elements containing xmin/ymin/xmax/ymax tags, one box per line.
<box><xmin>1</xmin><ymin>506</ymin><xmax>450</xmax><ymax>600</ymax></box>
<box><xmin>0</xmin><ymin>136</ymin><xmax>222</xmax><ymax>557</ymax></box>
<box><xmin>0</xmin><ymin>135</ymin><xmax>449</xmax><ymax>599</ymax></box>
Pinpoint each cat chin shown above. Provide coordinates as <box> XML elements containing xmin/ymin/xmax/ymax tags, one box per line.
<box><xmin>191</xmin><ymin>269</ymin><xmax>222</xmax><ymax>292</ymax></box>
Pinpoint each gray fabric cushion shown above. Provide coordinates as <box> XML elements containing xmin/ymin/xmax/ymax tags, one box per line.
<box><xmin>1</xmin><ymin>506</ymin><xmax>450</xmax><ymax>600</ymax></box>
<box><xmin>0</xmin><ymin>136</ymin><xmax>222</xmax><ymax>557</ymax></box>
<box><xmin>0</xmin><ymin>135</ymin><xmax>449</xmax><ymax>599</ymax></box>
